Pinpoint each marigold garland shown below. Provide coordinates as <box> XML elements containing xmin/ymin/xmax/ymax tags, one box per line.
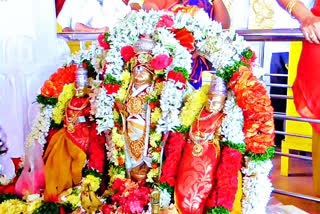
<box><xmin>229</xmin><ymin>66</ymin><xmax>275</xmax><ymax>154</ymax></box>
<box><xmin>0</xmin><ymin>199</ymin><xmax>27</xmax><ymax>214</ymax></box>
<box><xmin>179</xmin><ymin>84</ymin><xmax>210</xmax><ymax>130</ymax></box>
<box><xmin>51</xmin><ymin>83</ymin><xmax>75</xmax><ymax>124</ymax></box>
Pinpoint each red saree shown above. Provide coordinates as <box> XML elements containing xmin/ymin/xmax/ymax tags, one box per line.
<box><xmin>175</xmin><ymin>112</ymin><xmax>224</xmax><ymax>214</ymax></box>
<box><xmin>294</xmin><ymin>0</ymin><xmax>320</xmax><ymax>135</ymax></box>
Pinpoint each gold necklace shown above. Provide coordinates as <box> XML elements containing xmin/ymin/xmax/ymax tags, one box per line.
<box><xmin>64</xmin><ymin>98</ymin><xmax>89</xmax><ymax>133</ymax></box>
<box><xmin>190</xmin><ymin>106</ymin><xmax>223</xmax><ymax>156</ymax></box>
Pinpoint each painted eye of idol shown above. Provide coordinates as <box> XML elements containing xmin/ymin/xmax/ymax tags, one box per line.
<box><xmin>135</xmin><ymin>65</ymin><xmax>144</xmax><ymax>74</ymax></box>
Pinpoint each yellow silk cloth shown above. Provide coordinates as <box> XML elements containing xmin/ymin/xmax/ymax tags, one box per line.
<box><xmin>231</xmin><ymin>171</ymin><xmax>242</xmax><ymax>214</ymax></box>
<box><xmin>43</xmin><ymin>128</ymin><xmax>86</xmax><ymax>201</ymax></box>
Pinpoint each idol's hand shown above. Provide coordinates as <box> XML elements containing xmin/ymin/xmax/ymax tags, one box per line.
<box><xmin>301</xmin><ymin>15</ymin><xmax>320</xmax><ymax>44</ymax></box>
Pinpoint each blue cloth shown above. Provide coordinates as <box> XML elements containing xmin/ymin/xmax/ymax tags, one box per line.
<box><xmin>182</xmin><ymin>0</ymin><xmax>214</xmax><ymax>18</ymax></box>
<box><xmin>182</xmin><ymin>0</ymin><xmax>214</xmax><ymax>89</ymax></box>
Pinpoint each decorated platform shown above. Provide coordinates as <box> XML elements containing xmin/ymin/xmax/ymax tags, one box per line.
<box><xmin>0</xmin><ymin>6</ymin><xmax>275</xmax><ymax>214</ymax></box>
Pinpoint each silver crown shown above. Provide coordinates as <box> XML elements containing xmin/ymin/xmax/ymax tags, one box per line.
<box><xmin>209</xmin><ymin>75</ymin><xmax>227</xmax><ymax>96</ymax></box>
<box><xmin>133</xmin><ymin>35</ymin><xmax>156</xmax><ymax>53</ymax></box>
<box><xmin>76</xmin><ymin>64</ymin><xmax>88</xmax><ymax>89</ymax></box>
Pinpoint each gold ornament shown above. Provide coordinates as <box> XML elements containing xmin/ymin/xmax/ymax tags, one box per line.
<box><xmin>192</xmin><ymin>143</ymin><xmax>204</xmax><ymax>156</ymax></box>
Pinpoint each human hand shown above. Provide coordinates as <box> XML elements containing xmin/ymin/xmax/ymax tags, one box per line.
<box><xmin>95</xmin><ymin>27</ymin><xmax>109</xmax><ymax>33</ymax></box>
<box><xmin>301</xmin><ymin>15</ymin><xmax>320</xmax><ymax>44</ymax></box>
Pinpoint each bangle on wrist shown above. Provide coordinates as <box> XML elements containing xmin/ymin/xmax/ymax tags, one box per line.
<box><xmin>286</xmin><ymin>0</ymin><xmax>298</xmax><ymax>14</ymax></box>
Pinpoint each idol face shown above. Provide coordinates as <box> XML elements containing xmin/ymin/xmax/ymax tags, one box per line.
<box><xmin>133</xmin><ymin>65</ymin><xmax>153</xmax><ymax>87</ymax></box>
<box><xmin>205</xmin><ymin>93</ymin><xmax>226</xmax><ymax>113</ymax></box>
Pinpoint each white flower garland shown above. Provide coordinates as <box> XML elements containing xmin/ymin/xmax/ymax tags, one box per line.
<box><xmin>241</xmin><ymin>158</ymin><xmax>273</xmax><ymax>214</ymax></box>
<box><xmin>93</xmin><ymin>87</ymin><xmax>116</xmax><ymax>134</ymax></box>
<box><xmin>221</xmin><ymin>90</ymin><xmax>245</xmax><ymax>145</ymax></box>
<box><xmin>157</xmin><ymin>80</ymin><xmax>185</xmax><ymax>133</ymax></box>
<box><xmin>25</xmin><ymin>104</ymin><xmax>53</xmax><ymax>150</ymax></box>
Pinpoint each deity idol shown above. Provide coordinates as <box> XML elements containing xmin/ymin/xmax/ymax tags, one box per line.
<box><xmin>117</xmin><ymin>36</ymin><xmax>156</xmax><ymax>184</ymax></box>
<box><xmin>43</xmin><ymin>65</ymin><xmax>105</xmax><ymax>200</ymax></box>
<box><xmin>175</xmin><ymin>75</ymin><xmax>227</xmax><ymax>213</ymax></box>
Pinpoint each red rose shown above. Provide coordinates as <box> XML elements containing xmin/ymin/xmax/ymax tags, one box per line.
<box><xmin>121</xmin><ymin>46</ymin><xmax>135</xmax><ymax>62</ymax></box>
<box><xmin>98</xmin><ymin>34</ymin><xmax>110</xmax><ymax>50</ymax></box>
<box><xmin>150</xmin><ymin>54</ymin><xmax>173</xmax><ymax>70</ymax></box>
<box><xmin>103</xmin><ymin>83</ymin><xmax>120</xmax><ymax>95</ymax></box>
<box><xmin>149</xmin><ymin>102</ymin><xmax>157</xmax><ymax>110</ymax></box>
<box><xmin>102</xmin><ymin>204</ymin><xmax>113</xmax><ymax>214</ymax></box>
<box><xmin>156</xmin><ymin>15</ymin><xmax>174</xmax><ymax>28</ymax></box>
<box><xmin>174</xmin><ymin>28</ymin><xmax>196</xmax><ymax>52</ymax></box>
<box><xmin>167</xmin><ymin>71</ymin><xmax>187</xmax><ymax>85</ymax></box>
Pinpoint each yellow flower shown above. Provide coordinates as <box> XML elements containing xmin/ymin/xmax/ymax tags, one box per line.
<box><xmin>151</xmin><ymin>82</ymin><xmax>164</xmax><ymax>97</ymax></box>
<box><xmin>120</xmin><ymin>70</ymin><xmax>131</xmax><ymax>88</ymax></box>
<box><xmin>146</xmin><ymin>168</ymin><xmax>160</xmax><ymax>183</ymax></box>
<box><xmin>155</xmin><ymin>70</ymin><xmax>165</xmax><ymax>76</ymax></box>
<box><xmin>116</xmin><ymin>88</ymin><xmax>127</xmax><ymax>102</ymax></box>
<box><xmin>26</xmin><ymin>200</ymin><xmax>42</xmax><ymax>214</ymax></box>
<box><xmin>151</xmin><ymin>151</ymin><xmax>161</xmax><ymax>163</ymax></box>
<box><xmin>65</xmin><ymin>194</ymin><xmax>81</xmax><ymax>209</ymax></box>
<box><xmin>52</xmin><ymin>83</ymin><xmax>76</xmax><ymax>124</ymax></box>
<box><xmin>116</xmin><ymin>70</ymin><xmax>131</xmax><ymax>102</ymax></box>
<box><xmin>108</xmin><ymin>165</ymin><xmax>126</xmax><ymax>186</ymax></box>
<box><xmin>82</xmin><ymin>175</ymin><xmax>101</xmax><ymax>192</ymax></box>
<box><xmin>150</xmin><ymin>132</ymin><xmax>162</xmax><ymax>148</ymax></box>
<box><xmin>0</xmin><ymin>199</ymin><xmax>27</xmax><ymax>214</ymax></box>
<box><xmin>151</xmin><ymin>107</ymin><xmax>162</xmax><ymax>124</ymax></box>
<box><xmin>180</xmin><ymin>85</ymin><xmax>210</xmax><ymax>128</ymax></box>
<box><xmin>112</xmin><ymin>127</ymin><xmax>125</xmax><ymax>148</ymax></box>
<box><xmin>113</xmin><ymin>109</ymin><xmax>120</xmax><ymax>122</ymax></box>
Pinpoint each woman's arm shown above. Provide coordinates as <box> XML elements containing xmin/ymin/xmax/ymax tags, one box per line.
<box><xmin>75</xmin><ymin>23</ymin><xmax>109</xmax><ymax>33</ymax></box>
<box><xmin>277</xmin><ymin>0</ymin><xmax>320</xmax><ymax>44</ymax></box>
<box><xmin>212</xmin><ymin>0</ymin><xmax>230</xmax><ymax>29</ymax></box>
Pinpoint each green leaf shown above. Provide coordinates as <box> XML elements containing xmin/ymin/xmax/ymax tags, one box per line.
<box><xmin>220</xmin><ymin>141</ymin><xmax>246</xmax><ymax>154</ymax></box>
<box><xmin>104</xmin><ymin>32</ymin><xmax>111</xmax><ymax>43</ymax></box>
<box><xmin>157</xmin><ymin>182</ymin><xmax>174</xmax><ymax>195</ymax></box>
<box><xmin>32</xmin><ymin>202</ymin><xmax>60</xmax><ymax>214</ymax></box>
<box><xmin>217</xmin><ymin>60</ymin><xmax>245</xmax><ymax>83</ymax></box>
<box><xmin>36</xmin><ymin>95</ymin><xmax>58</xmax><ymax>106</ymax></box>
<box><xmin>83</xmin><ymin>169</ymin><xmax>103</xmax><ymax>179</ymax></box>
<box><xmin>50</xmin><ymin>120</ymin><xmax>63</xmax><ymax>129</ymax></box>
<box><xmin>173</xmin><ymin>67</ymin><xmax>190</xmax><ymax>81</ymax></box>
<box><xmin>242</xmin><ymin>48</ymin><xmax>253</xmax><ymax>59</ymax></box>
<box><xmin>246</xmin><ymin>146</ymin><xmax>275</xmax><ymax>161</ymax></box>
<box><xmin>173</xmin><ymin>126</ymin><xmax>190</xmax><ymax>134</ymax></box>
<box><xmin>0</xmin><ymin>193</ymin><xmax>20</xmax><ymax>203</ymax></box>
<box><xmin>207</xmin><ymin>206</ymin><xmax>230</xmax><ymax>214</ymax></box>
<box><xmin>104</xmin><ymin>74</ymin><xmax>122</xmax><ymax>85</ymax></box>
<box><xmin>82</xmin><ymin>59</ymin><xmax>97</xmax><ymax>78</ymax></box>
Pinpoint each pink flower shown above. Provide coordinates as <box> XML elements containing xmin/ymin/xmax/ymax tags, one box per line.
<box><xmin>121</xmin><ymin>46</ymin><xmax>135</xmax><ymax>62</ymax></box>
<box><xmin>97</xmin><ymin>34</ymin><xmax>110</xmax><ymax>50</ymax></box>
<box><xmin>150</xmin><ymin>54</ymin><xmax>173</xmax><ymax>70</ymax></box>
<box><xmin>156</xmin><ymin>15</ymin><xmax>175</xmax><ymax>28</ymax></box>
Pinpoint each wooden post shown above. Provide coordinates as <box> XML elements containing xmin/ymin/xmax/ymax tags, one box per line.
<box><xmin>312</xmin><ymin>129</ymin><xmax>320</xmax><ymax>196</ymax></box>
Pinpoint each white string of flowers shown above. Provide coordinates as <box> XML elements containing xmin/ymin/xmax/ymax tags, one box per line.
<box><xmin>157</xmin><ymin>80</ymin><xmax>185</xmax><ymax>133</ymax></box>
<box><xmin>25</xmin><ymin>104</ymin><xmax>53</xmax><ymax>150</ymax></box>
<box><xmin>221</xmin><ymin>90</ymin><xmax>245</xmax><ymax>145</ymax></box>
<box><xmin>241</xmin><ymin>158</ymin><xmax>273</xmax><ymax>214</ymax></box>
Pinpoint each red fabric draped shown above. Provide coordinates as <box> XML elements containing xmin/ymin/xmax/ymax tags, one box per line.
<box><xmin>55</xmin><ymin>0</ymin><xmax>65</xmax><ymax>17</ymax></box>
<box><xmin>294</xmin><ymin>1</ymin><xmax>320</xmax><ymax>135</ymax></box>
